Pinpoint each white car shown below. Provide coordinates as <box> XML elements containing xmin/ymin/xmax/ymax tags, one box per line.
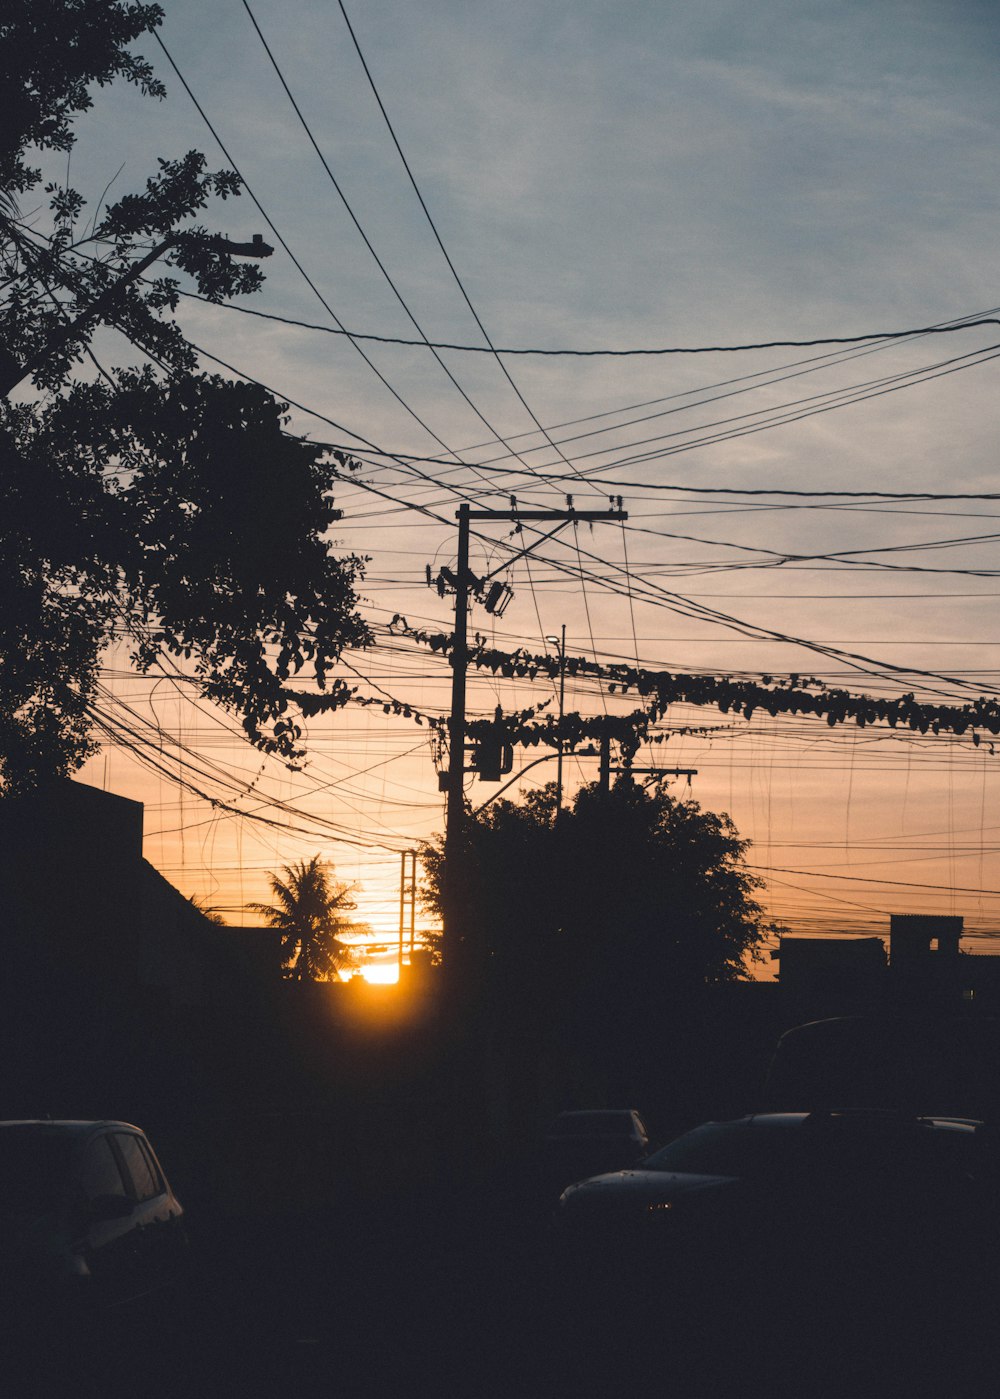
<box><xmin>0</xmin><ymin>1119</ymin><xmax>188</xmax><ymax>1318</ymax></box>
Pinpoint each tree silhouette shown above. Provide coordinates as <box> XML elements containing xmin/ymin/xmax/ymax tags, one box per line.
<box><xmin>250</xmin><ymin>857</ymin><xmax>358</xmax><ymax>982</ymax></box>
<box><xmin>422</xmin><ymin>779</ymin><xmax>775</xmax><ymax>999</ymax></box>
<box><xmin>0</xmin><ymin>2</ymin><xmax>369</xmax><ymax>795</ymax></box>
<box><xmin>187</xmin><ymin>894</ymin><xmax>226</xmax><ymax>926</ymax></box>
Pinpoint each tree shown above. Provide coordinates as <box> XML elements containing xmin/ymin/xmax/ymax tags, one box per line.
<box><xmin>422</xmin><ymin>780</ymin><xmax>775</xmax><ymax>1001</ymax></box>
<box><xmin>250</xmin><ymin>856</ymin><xmax>359</xmax><ymax>982</ymax></box>
<box><xmin>187</xmin><ymin>894</ymin><xmax>225</xmax><ymax>926</ymax></box>
<box><xmin>0</xmin><ymin>1</ymin><xmax>370</xmax><ymax>795</ymax></box>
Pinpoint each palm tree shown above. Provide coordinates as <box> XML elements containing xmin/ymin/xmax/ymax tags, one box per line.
<box><xmin>188</xmin><ymin>894</ymin><xmax>226</xmax><ymax>925</ymax></box>
<box><xmin>250</xmin><ymin>857</ymin><xmax>358</xmax><ymax>981</ymax></box>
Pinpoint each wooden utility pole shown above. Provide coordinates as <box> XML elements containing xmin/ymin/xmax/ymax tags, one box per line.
<box><xmin>398</xmin><ymin>851</ymin><xmax>407</xmax><ymax>981</ymax></box>
<box><xmin>443</xmin><ymin>503</ymin><xmax>473</xmax><ymax>951</ymax></box>
<box><xmin>409</xmin><ymin>851</ymin><xmax>417</xmax><ymax>957</ymax></box>
<box><xmin>397</xmin><ymin>850</ymin><xmax>418</xmax><ymax>979</ymax></box>
<box><xmin>599</xmin><ymin>730</ymin><xmax>612</xmax><ymax>794</ymax></box>
<box><xmin>545</xmin><ymin>625</ymin><xmax>567</xmax><ymax>816</ymax></box>
<box><xmin>441</xmin><ymin>504</ymin><xmax>626</xmax><ymax>980</ymax></box>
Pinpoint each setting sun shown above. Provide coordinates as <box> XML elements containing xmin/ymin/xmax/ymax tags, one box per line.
<box><xmin>359</xmin><ymin>962</ymin><xmax>400</xmax><ymax>985</ymax></box>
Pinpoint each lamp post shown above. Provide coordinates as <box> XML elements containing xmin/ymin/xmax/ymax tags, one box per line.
<box><xmin>2</xmin><ymin>232</ymin><xmax>273</xmax><ymax>399</ymax></box>
<box><xmin>545</xmin><ymin>625</ymin><xmax>566</xmax><ymax>816</ymax></box>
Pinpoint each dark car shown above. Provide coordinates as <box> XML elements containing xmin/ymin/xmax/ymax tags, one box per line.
<box><xmin>552</xmin><ymin>1111</ymin><xmax>996</xmax><ymax>1287</ymax></box>
<box><xmin>0</xmin><ymin>1119</ymin><xmax>188</xmax><ymax>1321</ymax></box>
<box><xmin>542</xmin><ymin>1109</ymin><xmax>650</xmax><ymax>1191</ymax></box>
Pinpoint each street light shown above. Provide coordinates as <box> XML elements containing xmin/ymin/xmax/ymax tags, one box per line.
<box><xmin>545</xmin><ymin>625</ymin><xmax>566</xmax><ymax>816</ymax></box>
<box><xmin>2</xmin><ymin>231</ymin><xmax>274</xmax><ymax>398</ymax></box>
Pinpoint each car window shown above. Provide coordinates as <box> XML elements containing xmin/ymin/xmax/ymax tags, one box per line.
<box><xmin>114</xmin><ymin>1133</ymin><xmax>160</xmax><ymax>1202</ymax></box>
<box><xmin>137</xmin><ymin>1137</ymin><xmax>165</xmax><ymax>1196</ymax></box>
<box><xmin>79</xmin><ymin>1135</ymin><xmax>129</xmax><ymax>1201</ymax></box>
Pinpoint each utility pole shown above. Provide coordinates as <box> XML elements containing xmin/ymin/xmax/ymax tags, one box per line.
<box><xmin>599</xmin><ymin>731</ymin><xmax>612</xmax><ymax>795</ymax></box>
<box><xmin>441</xmin><ymin>503</ymin><xmax>626</xmax><ymax>979</ymax></box>
<box><xmin>443</xmin><ymin>502</ymin><xmax>473</xmax><ymax>941</ymax></box>
<box><xmin>409</xmin><ymin>851</ymin><xmax>417</xmax><ymax>958</ymax></box>
<box><xmin>397</xmin><ymin>849</ymin><xmax>417</xmax><ymax>980</ymax></box>
<box><xmin>398</xmin><ymin>851</ymin><xmax>407</xmax><ymax>982</ymax></box>
<box><xmin>545</xmin><ymin>626</ymin><xmax>567</xmax><ymax>815</ymax></box>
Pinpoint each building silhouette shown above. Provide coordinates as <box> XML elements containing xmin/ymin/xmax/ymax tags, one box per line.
<box><xmin>775</xmin><ymin>914</ymin><xmax>1000</xmax><ymax>1011</ymax></box>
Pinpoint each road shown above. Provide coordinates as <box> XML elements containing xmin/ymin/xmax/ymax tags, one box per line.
<box><xmin>13</xmin><ymin>1178</ymin><xmax>998</xmax><ymax>1398</ymax></box>
<box><xmin>106</xmin><ymin>1195</ymin><xmax>1000</xmax><ymax>1395</ymax></box>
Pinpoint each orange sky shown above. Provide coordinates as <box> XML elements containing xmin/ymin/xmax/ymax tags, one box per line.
<box><xmin>56</xmin><ymin>0</ymin><xmax>1000</xmax><ymax>973</ymax></box>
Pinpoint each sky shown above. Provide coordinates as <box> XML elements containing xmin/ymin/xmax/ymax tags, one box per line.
<box><xmin>36</xmin><ymin>0</ymin><xmax>1000</xmax><ymax>973</ymax></box>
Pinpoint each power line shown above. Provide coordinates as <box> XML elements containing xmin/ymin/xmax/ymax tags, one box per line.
<box><xmin>477</xmin><ymin>526</ymin><xmax>1000</xmax><ymax>700</ymax></box>
<box><xmin>177</xmin><ymin>343</ymin><xmax>996</xmax><ymax>640</ymax></box>
<box><xmin>333</xmin><ymin>0</ymin><xmax>601</xmax><ymax>495</ymax></box>
<box><xmin>455</xmin><ymin>341</ymin><xmax>1000</xmax><ymax>480</ymax></box>
<box><xmin>163</xmin><ymin>289</ymin><xmax>1000</xmax><ymax>358</ymax></box>
<box><xmin>239</xmin><ymin>0</ymin><xmax>563</xmax><ymax>492</ymax></box>
<box><xmin>171</xmin><ymin>283</ymin><xmax>1000</xmax><ymax>475</ymax></box>
<box><xmin>151</xmin><ymin>31</ymin><xmax>467</xmax><ymax>462</ymax></box>
<box><xmin>750</xmin><ymin>863</ymin><xmax>1000</xmax><ymax>897</ymax></box>
<box><xmin>468</xmin><ymin>341</ymin><xmax>1000</xmax><ymax>472</ymax></box>
<box><xmin>623</xmin><ymin>522</ymin><xmax>1000</xmax><ymax>569</ymax></box>
<box><xmin>46</xmin><ymin>202</ymin><xmax>984</xmax><ymax>707</ymax></box>
<box><xmin>186</xmin><ymin>334</ymin><xmax>999</xmax><ymax>694</ymax></box>
<box><xmin>23</xmin><ymin>222</ymin><xmax>997</xmax><ymax>511</ymax></box>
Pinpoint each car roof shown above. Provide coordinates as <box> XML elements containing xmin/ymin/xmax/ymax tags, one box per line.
<box><xmin>727</xmin><ymin>1111</ymin><xmax>981</xmax><ymax>1135</ymax></box>
<box><xmin>0</xmin><ymin>1120</ymin><xmax>144</xmax><ymax>1136</ymax></box>
<box><xmin>553</xmin><ymin>1109</ymin><xmax>640</xmax><ymax>1119</ymax></box>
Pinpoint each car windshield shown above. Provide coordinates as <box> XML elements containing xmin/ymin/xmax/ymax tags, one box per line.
<box><xmin>548</xmin><ymin>1113</ymin><xmax>635</xmax><ymax>1139</ymax></box>
<box><xmin>0</xmin><ymin>1126</ymin><xmax>75</xmax><ymax>1216</ymax></box>
<box><xmin>641</xmin><ymin>1122</ymin><xmax>799</xmax><ymax>1179</ymax></box>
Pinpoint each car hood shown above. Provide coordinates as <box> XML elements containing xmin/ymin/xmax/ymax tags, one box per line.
<box><xmin>561</xmin><ymin>1168</ymin><xmax>740</xmax><ymax>1209</ymax></box>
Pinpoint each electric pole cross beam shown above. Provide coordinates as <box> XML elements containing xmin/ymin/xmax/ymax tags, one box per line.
<box><xmin>599</xmin><ymin>757</ymin><xmax>698</xmax><ymax>794</ymax></box>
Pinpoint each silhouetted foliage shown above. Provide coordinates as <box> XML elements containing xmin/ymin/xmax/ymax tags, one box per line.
<box><xmin>0</xmin><ymin>1</ymin><xmax>369</xmax><ymax>795</ymax></box>
<box><xmin>187</xmin><ymin>893</ymin><xmax>226</xmax><ymax>926</ymax></box>
<box><xmin>422</xmin><ymin>780</ymin><xmax>775</xmax><ymax>1002</ymax></box>
<box><xmin>250</xmin><ymin>856</ymin><xmax>359</xmax><ymax>981</ymax></box>
<box><xmin>405</xmin><ymin>624</ymin><xmax>1000</xmax><ymax>746</ymax></box>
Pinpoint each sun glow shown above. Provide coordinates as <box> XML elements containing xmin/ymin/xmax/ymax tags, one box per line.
<box><xmin>359</xmin><ymin>961</ymin><xmax>400</xmax><ymax>985</ymax></box>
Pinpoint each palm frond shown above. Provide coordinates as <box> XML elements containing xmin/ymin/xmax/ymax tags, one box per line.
<box><xmin>250</xmin><ymin>856</ymin><xmax>359</xmax><ymax>980</ymax></box>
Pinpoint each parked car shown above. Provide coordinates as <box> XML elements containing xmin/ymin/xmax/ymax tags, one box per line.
<box><xmin>542</xmin><ymin>1109</ymin><xmax>650</xmax><ymax>1190</ymax></box>
<box><xmin>0</xmin><ymin>1119</ymin><xmax>188</xmax><ymax>1321</ymax></box>
<box><xmin>552</xmin><ymin>1110</ymin><xmax>996</xmax><ymax>1286</ymax></box>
